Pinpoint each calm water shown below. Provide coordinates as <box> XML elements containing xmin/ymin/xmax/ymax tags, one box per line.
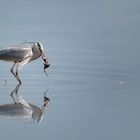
<box><xmin>0</xmin><ymin>0</ymin><xmax>140</xmax><ymax>140</ymax></box>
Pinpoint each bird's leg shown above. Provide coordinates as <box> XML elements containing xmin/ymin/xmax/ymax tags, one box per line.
<box><xmin>10</xmin><ymin>84</ymin><xmax>21</xmax><ymax>103</ymax></box>
<box><xmin>10</xmin><ymin>62</ymin><xmax>22</xmax><ymax>85</ymax></box>
<box><xmin>15</xmin><ymin>63</ymin><xmax>22</xmax><ymax>85</ymax></box>
<box><xmin>10</xmin><ymin>84</ymin><xmax>17</xmax><ymax>102</ymax></box>
<box><xmin>10</xmin><ymin>62</ymin><xmax>16</xmax><ymax>79</ymax></box>
<box><xmin>14</xmin><ymin>84</ymin><xmax>21</xmax><ymax>103</ymax></box>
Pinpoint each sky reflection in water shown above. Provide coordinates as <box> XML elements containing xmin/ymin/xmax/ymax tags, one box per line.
<box><xmin>0</xmin><ymin>0</ymin><xmax>140</xmax><ymax>140</ymax></box>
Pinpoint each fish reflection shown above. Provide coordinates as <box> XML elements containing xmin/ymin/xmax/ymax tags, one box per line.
<box><xmin>0</xmin><ymin>84</ymin><xmax>50</xmax><ymax>123</ymax></box>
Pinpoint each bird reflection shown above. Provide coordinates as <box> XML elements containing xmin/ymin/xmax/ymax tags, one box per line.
<box><xmin>0</xmin><ymin>84</ymin><xmax>50</xmax><ymax>123</ymax></box>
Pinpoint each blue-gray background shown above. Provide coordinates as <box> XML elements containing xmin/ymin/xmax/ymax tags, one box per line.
<box><xmin>0</xmin><ymin>0</ymin><xmax>140</xmax><ymax>140</ymax></box>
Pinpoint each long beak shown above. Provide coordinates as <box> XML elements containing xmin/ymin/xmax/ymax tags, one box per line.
<box><xmin>44</xmin><ymin>68</ymin><xmax>48</xmax><ymax>77</ymax></box>
<box><xmin>44</xmin><ymin>62</ymin><xmax>50</xmax><ymax>77</ymax></box>
<box><xmin>40</xmin><ymin>49</ymin><xmax>50</xmax><ymax>76</ymax></box>
<box><xmin>43</xmin><ymin>57</ymin><xmax>50</xmax><ymax>77</ymax></box>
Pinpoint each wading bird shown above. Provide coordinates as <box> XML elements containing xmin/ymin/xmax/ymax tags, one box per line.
<box><xmin>0</xmin><ymin>42</ymin><xmax>50</xmax><ymax>85</ymax></box>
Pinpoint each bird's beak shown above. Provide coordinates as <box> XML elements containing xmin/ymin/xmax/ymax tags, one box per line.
<box><xmin>43</xmin><ymin>95</ymin><xmax>50</xmax><ymax>107</ymax></box>
<box><xmin>44</xmin><ymin>63</ymin><xmax>50</xmax><ymax>69</ymax></box>
<box><xmin>43</xmin><ymin>58</ymin><xmax>50</xmax><ymax>69</ymax></box>
<box><xmin>43</xmin><ymin>58</ymin><xmax>50</xmax><ymax>76</ymax></box>
<box><xmin>44</xmin><ymin>96</ymin><xmax>50</xmax><ymax>102</ymax></box>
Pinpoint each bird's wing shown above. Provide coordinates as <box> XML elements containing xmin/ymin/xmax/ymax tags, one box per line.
<box><xmin>0</xmin><ymin>45</ymin><xmax>33</xmax><ymax>62</ymax></box>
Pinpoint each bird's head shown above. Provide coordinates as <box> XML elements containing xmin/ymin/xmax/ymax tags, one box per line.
<box><xmin>36</xmin><ymin>42</ymin><xmax>50</xmax><ymax>75</ymax></box>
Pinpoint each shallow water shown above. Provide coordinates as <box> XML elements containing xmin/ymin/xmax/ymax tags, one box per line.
<box><xmin>0</xmin><ymin>0</ymin><xmax>140</xmax><ymax>140</ymax></box>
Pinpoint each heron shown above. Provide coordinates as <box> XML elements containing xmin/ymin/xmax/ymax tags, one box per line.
<box><xmin>0</xmin><ymin>42</ymin><xmax>50</xmax><ymax>85</ymax></box>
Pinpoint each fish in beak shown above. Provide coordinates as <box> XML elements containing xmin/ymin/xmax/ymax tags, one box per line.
<box><xmin>43</xmin><ymin>58</ymin><xmax>50</xmax><ymax>76</ymax></box>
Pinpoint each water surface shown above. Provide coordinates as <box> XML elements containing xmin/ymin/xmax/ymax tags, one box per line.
<box><xmin>0</xmin><ymin>0</ymin><xmax>140</xmax><ymax>140</ymax></box>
